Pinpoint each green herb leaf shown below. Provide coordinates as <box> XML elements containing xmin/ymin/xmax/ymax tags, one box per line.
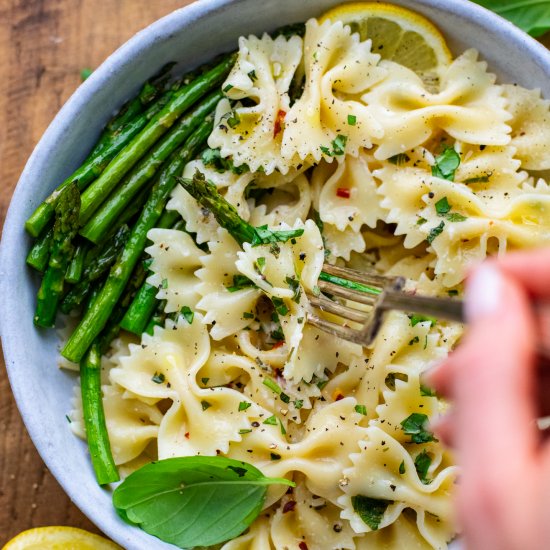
<box><xmin>180</xmin><ymin>306</ymin><xmax>194</xmax><ymax>324</ymax></box>
<box><xmin>251</xmin><ymin>225</ymin><xmax>304</xmax><ymax>247</ymax></box>
<box><xmin>351</xmin><ymin>495</ymin><xmax>393</xmax><ymax>531</ymax></box>
<box><xmin>226</xmin><ymin>110</ymin><xmax>240</xmax><ymax>129</ymax></box>
<box><xmin>248</xmin><ymin>70</ymin><xmax>257</xmax><ymax>81</ymax></box>
<box><xmin>112</xmin><ymin>456</ymin><xmax>294</xmax><ymax>547</ymax></box>
<box><xmin>285</xmin><ymin>276</ymin><xmax>301</xmax><ymax>303</ymax></box>
<box><xmin>201</xmin><ymin>148</ymin><xmax>249</xmax><ymax>175</ymax></box>
<box><xmin>414</xmin><ymin>449</ymin><xmax>433</xmax><ymax>484</ymax></box>
<box><xmin>401</xmin><ymin>413</ymin><xmax>438</xmax><ymax>444</ymax></box>
<box><xmin>409</xmin><ymin>314</ymin><xmax>437</xmax><ymax>327</ymax></box>
<box><xmin>238</xmin><ymin>401</ymin><xmax>252</xmax><ymax>411</ymax></box>
<box><xmin>227</xmin><ymin>274</ymin><xmax>257</xmax><ymax>292</ymax></box>
<box><xmin>354</xmin><ymin>404</ymin><xmax>367</xmax><ymax>416</ymax></box>
<box><xmin>294</xmin><ymin>399</ymin><xmax>303</xmax><ymax>409</ymax></box>
<box><xmin>272</xmin><ymin>297</ymin><xmax>289</xmax><ymax>316</ymax></box>
<box><xmin>243</xmin><ymin>311</ymin><xmax>254</xmax><ymax>319</ymax></box>
<box><xmin>420</xmin><ymin>384</ymin><xmax>437</xmax><ymax>397</ymax></box>
<box><xmin>201</xmin><ymin>400</ymin><xmax>212</xmax><ymax>411</ymax></box>
<box><xmin>471</xmin><ymin>0</ymin><xmax>550</xmax><ymax>37</ymax></box>
<box><xmin>161</xmin><ymin>278</ymin><xmax>168</xmax><ymax>289</ymax></box>
<box><xmin>399</xmin><ymin>461</ymin><xmax>406</xmax><ymax>475</ymax></box>
<box><xmin>263</xmin><ymin>378</ymin><xmax>282</xmax><ymax>394</ymax></box>
<box><xmin>256</xmin><ymin>257</ymin><xmax>266</xmax><ymax>272</ymax></box>
<box><xmin>432</xmin><ymin>147</ymin><xmax>460</xmax><ymax>181</ymax></box>
<box><xmin>151</xmin><ymin>372</ymin><xmax>165</xmax><ymax>384</ymax></box>
<box><xmin>347</xmin><ymin>114</ymin><xmax>357</xmax><ymax>126</ymax></box>
<box><xmin>320</xmin><ymin>134</ymin><xmax>348</xmax><ymax>156</ymax></box>
<box><xmin>239</xmin><ymin>429</ymin><xmax>252</xmax><ymax>434</ymax></box>
<box><xmin>435</xmin><ymin>197</ymin><xmax>451</xmax><ymax>216</ymax></box>
<box><xmin>201</xmin><ymin>377</ymin><xmax>210</xmax><ymax>385</ymax></box>
<box><xmin>223</xmin><ymin>83</ymin><xmax>234</xmax><ymax>93</ymax></box>
<box><xmin>427</xmin><ymin>221</ymin><xmax>445</xmax><ymax>244</ymax></box>
<box><xmin>263</xmin><ymin>415</ymin><xmax>278</xmax><ymax>426</ymax></box>
<box><xmin>446</xmin><ymin>212</ymin><xmax>468</xmax><ymax>222</ymax></box>
<box><xmin>463</xmin><ymin>175</ymin><xmax>490</xmax><ymax>184</ymax></box>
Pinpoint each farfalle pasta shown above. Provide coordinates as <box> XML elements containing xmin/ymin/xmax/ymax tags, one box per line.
<box><xmin>63</xmin><ymin>6</ymin><xmax>550</xmax><ymax>550</ymax></box>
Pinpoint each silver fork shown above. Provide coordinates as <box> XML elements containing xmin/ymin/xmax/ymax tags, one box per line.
<box><xmin>307</xmin><ymin>264</ymin><xmax>550</xmax><ymax>360</ymax></box>
<box><xmin>306</xmin><ymin>263</ymin><xmax>464</xmax><ymax>346</ymax></box>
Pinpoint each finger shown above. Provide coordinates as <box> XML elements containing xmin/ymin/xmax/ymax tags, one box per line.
<box><xmin>431</xmin><ymin>411</ymin><xmax>455</xmax><ymax>448</ymax></box>
<box><xmin>496</xmin><ymin>247</ymin><xmax>550</xmax><ymax>299</ymax></box>
<box><xmin>423</xmin><ymin>359</ymin><xmax>454</xmax><ymax>398</ymax></box>
<box><xmin>454</xmin><ymin>264</ymin><xmax>538</xmax><ymax>547</ymax></box>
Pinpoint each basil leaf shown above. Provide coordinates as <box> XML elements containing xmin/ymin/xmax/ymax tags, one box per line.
<box><xmin>401</xmin><ymin>413</ymin><xmax>438</xmax><ymax>444</ymax></box>
<box><xmin>113</xmin><ymin>456</ymin><xmax>294</xmax><ymax>548</ymax></box>
<box><xmin>227</xmin><ymin>274</ymin><xmax>257</xmax><ymax>292</ymax></box>
<box><xmin>472</xmin><ymin>0</ymin><xmax>550</xmax><ymax>37</ymax></box>
<box><xmin>427</xmin><ymin>221</ymin><xmax>445</xmax><ymax>244</ymax></box>
<box><xmin>435</xmin><ymin>197</ymin><xmax>451</xmax><ymax>216</ymax></box>
<box><xmin>351</xmin><ymin>495</ymin><xmax>393</xmax><ymax>530</ymax></box>
<box><xmin>432</xmin><ymin>147</ymin><xmax>460</xmax><ymax>180</ymax></box>
<box><xmin>414</xmin><ymin>449</ymin><xmax>433</xmax><ymax>484</ymax></box>
<box><xmin>251</xmin><ymin>225</ymin><xmax>304</xmax><ymax>247</ymax></box>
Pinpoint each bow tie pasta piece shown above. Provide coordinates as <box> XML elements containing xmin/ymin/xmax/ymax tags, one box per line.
<box><xmin>502</xmin><ymin>84</ymin><xmax>550</xmax><ymax>171</ymax></box>
<box><xmin>145</xmin><ymin>228</ymin><xmax>202</xmax><ymax>314</ymax></box>
<box><xmin>311</xmin><ymin>152</ymin><xmax>387</xmax><ymax>233</ymax></box>
<box><xmin>363</xmin><ymin>50</ymin><xmax>511</xmax><ymax>160</ymax></box>
<box><xmin>220</xmin><ymin>516</ymin><xmax>272</xmax><ymax>550</ymax></box>
<box><xmin>195</xmin><ymin>228</ymin><xmax>261</xmax><ymax>340</ymax></box>
<box><xmin>338</xmin><ymin>426</ymin><xmax>457</xmax><ymax>548</ymax></box>
<box><xmin>208</xmin><ymin>33</ymin><xmax>303</xmax><ymax>175</ymax></box>
<box><xmin>281</xmin><ymin>19</ymin><xmax>387</xmax><ymax>164</ymax></box>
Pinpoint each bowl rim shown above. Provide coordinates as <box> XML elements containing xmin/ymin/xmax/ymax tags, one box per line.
<box><xmin>2</xmin><ymin>0</ymin><xmax>550</xmax><ymax>547</ymax></box>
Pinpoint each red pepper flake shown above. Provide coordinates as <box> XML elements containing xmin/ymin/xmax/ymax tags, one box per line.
<box><xmin>299</xmin><ymin>542</ymin><xmax>309</xmax><ymax>550</ymax></box>
<box><xmin>274</xmin><ymin>110</ymin><xmax>286</xmax><ymax>137</ymax></box>
<box><xmin>336</xmin><ymin>187</ymin><xmax>351</xmax><ymax>199</ymax></box>
<box><xmin>335</xmin><ymin>393</ymin><xmax>344</xmax><ymax>401</ymax></box>
<box><xmin>184</xmin><ymin>432</ymin><xmax>190</xmax><ymax>439</ymax></box>
<box><xmin>283</xmin><ymin>500</ymin><xmax>297</xmax><ymax>513</ymax></box>
<box><xmin>271</xmin><ymin>340</ymin><xmax>285</xmax><ymax>350</ymax></box>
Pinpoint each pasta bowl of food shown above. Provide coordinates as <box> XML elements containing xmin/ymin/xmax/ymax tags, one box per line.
<box><xmin>1</xmin><ymin>0</ymin><xmax>549</xmax><ymax>548</ymax></box>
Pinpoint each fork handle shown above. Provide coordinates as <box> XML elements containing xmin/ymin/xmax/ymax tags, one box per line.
<box><xmin>382</xmin><ymin>291</ymin><xmax>465</xmax><ymax>323</ymax></box>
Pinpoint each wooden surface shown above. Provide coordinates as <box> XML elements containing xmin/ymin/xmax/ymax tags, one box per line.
<box><xmin>0</xmin><ymin>0</ymin><xmax>194</xmax><ymax>544</ymax></box>
<box><xmin>1</xmin><ymin>0</ymin><xmax>550</xmax><ymax>546</ymax></box>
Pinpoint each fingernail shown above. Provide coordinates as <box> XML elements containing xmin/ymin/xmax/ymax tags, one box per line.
<box><xmin>465</xmin><ymin>264</ymin><xmax>504</xmax><ymax>322</ymax></box>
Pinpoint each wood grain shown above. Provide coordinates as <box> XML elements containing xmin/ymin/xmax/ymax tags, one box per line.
<box><xmin>0</xmin><ymin>0</ymin><xmax>193</xmax><ymax>544</ymax></box>
<box><xmin>0</xmin><ymin>0</ymin><xmax>549</xmax><ymax>546</ymax></box>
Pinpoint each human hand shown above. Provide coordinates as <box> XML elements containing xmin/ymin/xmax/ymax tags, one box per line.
<box><xmin>425</xmin><ymin>248</ymin><xmax>550</xmax><ymax>550</ymax></box>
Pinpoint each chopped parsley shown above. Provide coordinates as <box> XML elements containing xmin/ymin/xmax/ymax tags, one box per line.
<box><xmin>399</xmin><ymin>461</ymin><xmax>406</xmax><ymax>475</ymax></box>
<box><xmin>320</xmin><ymin>134</ymin><xmax>348</xmax><ymax>156</ymax></box>
<box><xmin>223</xmin><ymin>83</ymin><xmax>234</xmax><ymax>93</ymax></box>
<box><xmin>161</xmin><ymin>278</ymin><xmax>169</xmax><ymax>289</ymax></box>
<box><xmin>226</xmin><ymin>110</ymin><xmax>240</xmax><ymax>129</ymax></box>
<box><xmin>446</xmin><ymin>212</ymin><xmax>468</xmax><ymax>222</ymax></box>
<box><xmin>272</xmin><ymin>297</ymin><xmax>289</xmax><ymax>316</ymax></box>
<box><xmin>201</xmin><ymin>377</ymin><xmax>210</xmax><ymax>385</ymax></box>
<box><xmin>263</xmin><ymin>378</ymin><xmax>282</xmax><ymax>394</ymax></box>
<box><xmin>152</xmin><ymin>372</ymin><xmax>165</xmax><ymax>384</ymax></box>
<box><xmin>263</xmin><ymin>415</ymin><xmax>278</xmax><ymax>426</ymax></box>
<box><xmin>354</xmin><ymin>404</ymin><xmax>367</xmax><ymax>416</ymax></box>
<box><xmin>431</xmin><ymin>146</ymin><xmax>460</xmax><ymax>181</ymax></box>
<box><xmin>238</xmin><ymin>401</ymin><xmax>252</xmax><ymax>411</ymax></box>
<box><xmin>427</xmin><ymin>221</ymin><xmax>445</xmax><ymax>244</ymax></box>
<box><xmin>180</xmin><ymin>306</ymin><xmax>194</xmax><ymax>324</ymax></box>
<box><xmin>256</xmin><ymin>257</ymin><xmax>266</xmax><ymax>272</ymax></box>
<box><xmin>414</xmin><ymin>449</ymin><xmax>432</xmax><ymax>484</ymax></box>
<box><xmin>251</xmin><ymin>226</ymin><xmax>304</xmax><ymax>247</ymax></box>
<box><xmin>201</xmin><ymin>147</ymin><xmax>249</xmax><ymax>175</ymax></box>
<box><xmin>201</xmin><ymin>400</ymin><xmax>212</xmax><ymax>411</ymax></box>
<box><xmin>227</xmin><ymin>274</ymin><xmax>257</xmax><ymax>292</ymax></box>
<box><xmin>416</xmin><ymin>217</ymin><xmax>428</xmax><ymax>225</ymax></box>
<box><xmin>351</xmin><ymin>495</ymin><xmax>393</xmax><ymax>531</ymax></box>
<box><xmin>464</xmin><ymin>175</ymin><xmax>490</xmax><ymax>184</ymax></box>
<box><xmin>435</xmin><ymin>197</ymin><xmax>451</xmax><ymax>216</ymax></box>
<box><xmin>247</xmin><ymin>70</ymin><xmax>257</xmax><ymax>81</ymax></box>
<box><xmin>243</xmin><ymin>311</ymin><xmax>255</xmax><ymax>319</ymax></box>
<box><xmin>239</xmin><ymin>428</ymin><xmax>252</xmax><ymax>434</ymax></box>
<box><xmin>420</xmin><ymin>384</ymin><xmax>437</xmax><ymax>397</ymax></box>
<box><xmin>294</xmin><ymin>399</ymin><xmax>303</xmax><ymax>409</ymax></box>
<box><xmin>285</xmin><ymin>276</ymin><xmax>301</xmax><ymax>303</ymax></box>
<box><xmin>347</xmin><ymin>114</ymin><xmax>357</xmax><ymax>126</ymax></box>
<box><xmin>401</xmin><ymin>413</ymin><xmax>438</xmax><ymax>444</ymax></box>
<box><xmin>409</xmin><ymin>314</ymin><xmax>436</xmax><ymax>327</ymax></box>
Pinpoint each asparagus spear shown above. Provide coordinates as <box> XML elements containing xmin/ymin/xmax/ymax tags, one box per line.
<box><xmin>34</xmin><ymin>183</ymin><xmax>81</xmax><ymax>328</ymax></box>
<box><xmin>26</xmin><ymin>227</ymin><xmax>53</xmax><ymax>272</ymax></box>
<box><xmin>60</xmin><ymin>225</ymin><xmax>131</xmax><ymax>313</ymax></box>
<box><xmin>25</xmin><ymin>89</ymin><xmax>177</xmax><ymax>238</ymax></box>
<box><xmin>65</xmin><ymin>241</ymin><xmax>89</xmax><ymax>283</ymax></box>
<box><xmin>78</xmin><ymin>54</ymin><xmax>235</xmax><ymax>226</ymax></box>
<box><xmin>80</xmin><ymin>89</ymin><xmax>223</xmax><ymax>244</ymax></box>
<box><xmin>61</xmin><ymin>115</ymin><xmax>214</xmax><ymax>363</ymax></box>
<box><xmin>80</xmin><ymin>343</ymin><xmax>119</xmax><ymax>485</ymax></box>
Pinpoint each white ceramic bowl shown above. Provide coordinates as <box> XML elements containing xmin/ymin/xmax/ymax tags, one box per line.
<box><xmin>1</xmin><ymin>1</ymin><xmax>549</xmax><ymax>548</ymax></box>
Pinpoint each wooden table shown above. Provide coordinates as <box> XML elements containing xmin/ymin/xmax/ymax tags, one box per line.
<box><xmin>1</xmin><ymin>0</ymin><xmax>549</xmax><ymax>545</ymax></box>
<box><xmin>0</xmin><ymin>1</ymin><xmax>193</xmax><ymax>543</ymax></box>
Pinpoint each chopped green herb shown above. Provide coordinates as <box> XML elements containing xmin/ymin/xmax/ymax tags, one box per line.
<box><xmin>280</xmin><ymin>392</ymin><xmax>290</xmax><ymax>404</ymax></box>
<box><xmin>251</xmin><ymin>226</ymin><xmax>304</xmax><ymax>247</ymax></box>
<box><xmin>226</xmin><ymin>111</ymin><xmax>240</xmax><ymax>129</ymax></box>
<box><xmin>401</xmin><ymin>413</ymin><xmax>438</xmax><ymax>444</ymax></box>
<box><xmin>351</xmin><ymin>495</ymin><xmax>393</xmax><ymax>531</ymax></box>
<box><xmin>271</xmin><ymin>327</ymin><xmax>285</xmax><ymax>341</ymax></box>
<box><xmin>223</xmin><ymin>83</ymin><xmax>234</xmax><ymax>93</ymax></box>
<box><xmin>201</xmin><ymin>147</ymin><xmax>249</xmax><ymax>175</ymax></box>
<box><xmin>279</xmin><ymin>419</ymin><xmax>286</xmax><ymax>435</ymax></box>
<box><xmin>294</xmin><ymin>399</ymin><xmax>303</xmax><ymax>409</ymax></box>
<box><xmin>463</xmin><ymin>175</ymin><xmax>490</xmax><ymax>184</ymax></box>
<box><xmin>285</xmin><ymin>276</ymin><xmax>301</xmax><ymax>303</ymax></box>
<box><xmin>409</xmin><ymin>314</ymin><xmax>436</xmax><ymax>327</ymax></box>
<box><xmin>227</xmin><ymin>274</ymin><xmax>257</xmax><ymax>292</ymax></box>
<box><xmin>435</xmin><ymin>197</ymin><xmax>451</xmax><ymax>216</ymax></box>
<box><xmin>347</xmin><ymin>114</ymin><xmax>357</xmax><ymax>126</ymax></box>
<box><xmin>416</xmin><ymin>217</ymin><xmax>428</xmax><ymax>225</ymax></box>
<box><xmin>313</xmin><ymin>285</ymin><xmax>321</xmax><ymax>296</ymax></box>
<box><xmin>385</xmin><ymin>372</ymin><xmax>408</xmax><ymax>391</ymax></box>
<box><xmin>399</xmin><ymin>461</ymin><xmax>406</xmax><ymax>475</ymax></box>
<box><xmin>256</xmin><ymin>257</ymin><xmax>266</xmax><ymax>272</ymax></box>
<box><xmin>420</xmin><ymin>384</ymin><xmax>437</xmax><ymax>397</ymax></box>
<box><xmin>181</xmin><ymin>306</ymin><xmax>194</xmax><ymax>324</ymax></box>
<box><xmin>270</xmin><ymin>452</ymin><xmax>282</xmax><ymax>460</ymax></box>
<box><xmin>243</xmin><ymin>311</ymin><xmax>255</xmax><ymax>319</ymax></box>
<box><xmin>297</xmin><ymin>317</ymin><xmax>304</xmax><ymax>324</ymax></box>
<box><xmin>152</xmin><ymin>372</ymin><xmax>165</xmax><ymax>384</ymax></box>
<box><xmin>321</xmin><ymin>134</ymin><xmax>348</xmax><ymax>156</ymax></box>
<box><xmin>201</xmin><ymin>400</ymin><xmax>212</xmax><ymax>411</ymax></box>
<box><xmin>248</xmin><ymin>70</ymin><xmax>257</xmax><ymax>81</ymax></box>
<box><xmin>201</xmin><ymin>377</ymin><xmax>210</xmax><ymax>385</ymax></box>
<box><xmin>432</xmin><ymin>146</ymin><xmax>460</xmax><ymax>181</ymax></box>
<box><xmin>80</xmin><ymin>68</ymin><xmax>93</xmax><ymax>81</ymax></box>
<box><xmin>238</xmin><ymin>401</ymin><xmax>252</xmax><ymax>411</ymax></box>
<box><xmin>263</xmin><ymin>415</ymin><xmax>278</xmax><ymax>426</ymax></box>
<box><xmin>263</xmin><ymin>378</ymin><xmax>282</xmax><ymax>394</ymax></box>
<box><xmin>316</xmin><ymin>379</ymin><xmax>328</xmax><ymax>390</ymax></box>
<box><xmin>239</xmin><ymin>429</ymin><xmax>252</xmax><ymax>434</ymax></box>
<box><xmin>448</xmin><ymin>289</ymin><xmax>459</xmax><ymax>297</ymax></box>
<box><xmin>354</xmin><ymin>404</ymin><xmax>367</xmax><ymax>416</ymax></box>
<box><xmin>272</xmin><ymin>297</ymin><xmax>289</xmax><ymax>316</ymax></box>
<box><xmin>427</xmin><ymin>221</ymin><xmax>445</xmax><ymax>244</ymax></box>
<box><xmin>161</xmin><ymin>278</ymin><xmax>169</xmax><ymax>289</ymax></box>
<box><xmin>446</xmin><ymin>212</ymin><xmax>468</xmax><ymax>222</ymax></box>
<box><xmin>414</xmin><ymin>449</ymin><xmax>433</xmax><ymax>484</ymax></box>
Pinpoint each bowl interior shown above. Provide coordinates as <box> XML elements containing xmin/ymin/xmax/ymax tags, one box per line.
<box><xmin>1</xmin><ymin>0</ymin><xmax>549</xmax><ymax>548</ymax></box>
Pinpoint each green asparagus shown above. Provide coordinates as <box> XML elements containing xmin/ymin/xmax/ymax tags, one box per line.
<box><xmin>80</xmin><ymin>343</ymin><xmax>119</xmax><ymax>485</ymax></box>
<box><xmin>65</xmin><ymin>241</ymin><xmax>89</xmax><ymax>283</ymax></box>
<box><xmin>61</xmin><ymin>116</ymin><xmax>214</xmax><ymax>363</ymax></box>
<box><xmin>78</xmin><ymin>55</ymin><xmax>235</xmax><ymax>226</ymax></box>
<box><xmin>80</xmin><ymin>89</ymin><xmax>223</xmax><ymax>243</ymax></box>
<box><xmin>26</xmin><ymin>227</ymin><xmax>53</xmax><ymax>272</ymax></box>
<box><xmin>34</xmin><ymin>183</ymin><xmax>81</xmax><ymax>328</ymax></box>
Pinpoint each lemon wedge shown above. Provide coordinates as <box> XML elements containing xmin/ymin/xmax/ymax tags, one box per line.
<box><xmin>320</xmin><ymin>2</ymin><xmax>453</xmax><ymax>90</ymax></box>
<box><xmin>2</xmin><ymin>527</ymin><xmax>122</xmax><ymax>550</ymax></box>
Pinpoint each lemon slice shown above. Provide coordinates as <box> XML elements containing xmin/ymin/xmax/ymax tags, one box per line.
<box><xmin>2</xmin><ymin>527</ymin><xmax>122</xmax><ymax>550</ymax></box>
<box><xmin>320</xmin><ymin>2</ymin><xmax>453</xmax><ymax>90</ymax></box>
